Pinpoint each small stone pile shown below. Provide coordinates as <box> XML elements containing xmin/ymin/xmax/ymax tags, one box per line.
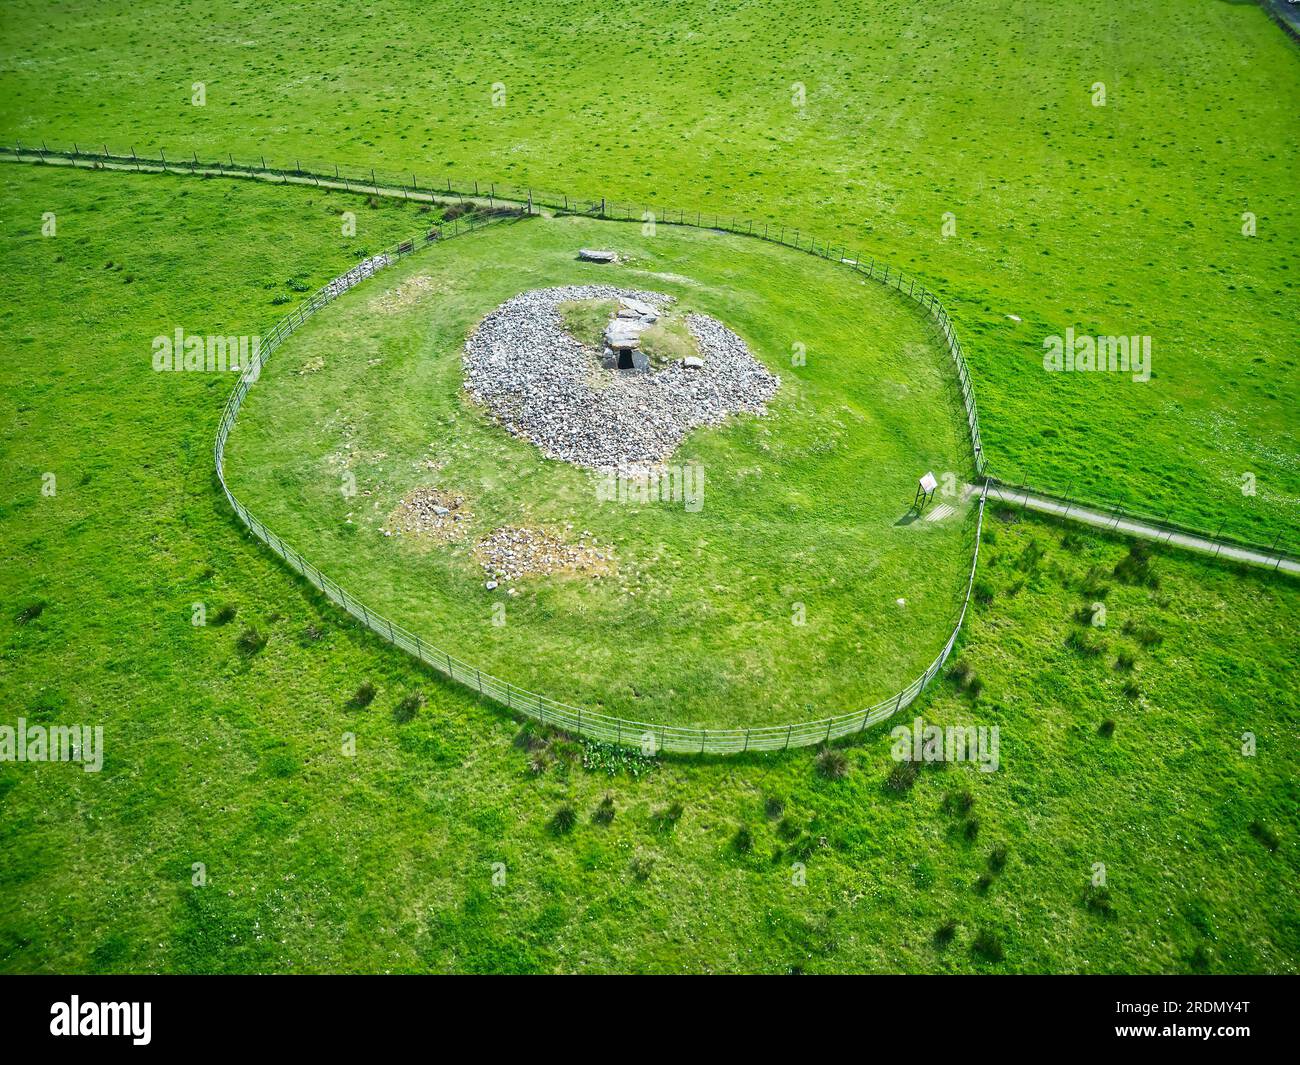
<box><xmin>462</xmin><ymin>285</ymin><xmax>780</xmax><ymax>469</ymax></box>
<box><xmin>382</xmin><ymin>487</ymin><xmax>470</xmax><ymax>542</ymax></box>
<box><xmin>475</xmin><ymin>525</ymin><xmax>612</xmax><ymax>585</ymax></box>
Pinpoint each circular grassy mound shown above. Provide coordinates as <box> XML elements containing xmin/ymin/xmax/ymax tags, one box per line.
<box><xmin>225</xmin><ymin>213</ymin><xmax>977</xmax><ymax>729</ymax></box>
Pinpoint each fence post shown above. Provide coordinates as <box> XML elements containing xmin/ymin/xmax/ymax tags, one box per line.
<box><xmin>784</xmin><ymin>724</ymin><xmax>793</xmax><ymax>750</ymax></box>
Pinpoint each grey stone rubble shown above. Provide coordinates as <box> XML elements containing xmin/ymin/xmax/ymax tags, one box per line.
<box><xmin>463</xmin><ymin>285</ymin><xmax>780</xmax><ymax>469</ymax></box>
<box><xmin>475</xmin><ymin>525</ymin><xmax>610</xmax><ymax>583</ymax></box>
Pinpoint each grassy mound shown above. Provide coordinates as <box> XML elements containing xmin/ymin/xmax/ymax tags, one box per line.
<box><xmin>224</xmin><ymin>213</ymin><xmax>976</xmax><ymax>729</ymax></box>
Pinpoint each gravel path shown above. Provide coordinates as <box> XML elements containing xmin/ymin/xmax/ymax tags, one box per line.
<box><xmin>463</xmin><ymin>285</ymin><xmax>779</xmax><ymax>468</ymax></box>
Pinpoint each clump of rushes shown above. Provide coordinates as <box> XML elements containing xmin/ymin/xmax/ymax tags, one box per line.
<box><xmin>964</xmin><ymin>818</ymin><xmax>981</xmax><ymax>841</ymax></box>
<box><xmin>989</xmin><ymin>844</ymin><xmax>1009</xmax><ymax>872</ymax></box>
<box><xmin>975</xmin><ymin>873</ymin><xmax>994</xmax><ymax>895</ymax></box>
<box><xmin>347</xmin><ymin>681</ymin><xmax>376</xmax><ymax>709</ymax></box>
<box><xmin>1080</xmin><ymin>566</ymin><xmax>1111</xmax><ymax>598</ymax></box>
<box><xmin>629</xmin><ymin>852</ymin><xmax>655</xmax><ymax>881</ymax></box>
<box><xmin>947</xmin><ymin>659</ymin><xmax>983</xmax><ymax>698</ymax></box>
<box><xmin>15</xmin><ymin>601</ymin><xmax>46</xmax><ymax>624</ymax></box>
<box><xmin>1098</xmin><ymin>719</ymin><xmax>1116</xmax><ymax>737</ymax></box>
<box><xmin>934</xmin><ymin>919</ymin><xmax>958</xmax><ymax>946</ymax></box>
<box><xmin>1113</xmin><ymin>541</ymin><xmax>1158</xmax><ymax>588</ymax></box>
<box><xmin>651</xmin><ymin>802</ymin><xmax>683</xmax><ymax>832</ymax></box>
<box><xmin>393</xmin><ymin>689</ymin><xmax>424</xmax><ymax>722</ymax></box>
<box><xmin>972</xmin><ymin>929</ymin><xmax>1004</xmax><ymax>962</ymax></box>
<box><xmin>236</xmin><ymin>626</ymin><xmax>267</xmax><ymax>655</ymax></box>
<box><xmin>1066</xmin><ymin>629</ymin><xmax>1106</xmax><ymax>656</ymax></box>
<box><xmin>815</xmin><ymin>746</ymin><xmax>848</xmax><ymax>779</ymax></box>
<box><xmin>764</xmin><ymin>796</ymin><xmax>785</xmax><ymax>820</ymax></box>
<box><xmin>1084</xmin><ymin>883</ymin><xmax>1115</xmax><ymax>917</ymax></box>
<box><xmin>948</xmin><ymin>659</ymin><xmax>973</xmax><ymax>686</ymax></box>
<box><xmin>211</xmin><ymin>604</ymin><xmax>237</xmax><ymax>626</ymax></box>
<box><xmin>592</xmin><ymin>794</ymin><xmax>616</xmax><ymax>825</ymax></box>
<box><xmin>733</xmin><ymin>826</ymin><xmax>753</xmax><ymax>853</ymax></box>
<box><xmin>944</xmin><ymin>789</ymin><xmax>975</xmax><ymax>816</ymax></box>
<box><xmin>1125</xmin><ymin>621</ymin><xmax>1164</xmax><ymax>648</ymax></box>
<box><xmin>549</xmin><ymin>804</ymin><xmax>577</xmax><ymax>835</ymax></box>
<box><xmin>1248</xmin><ymin>820</ymin><xmax>1280</xmax><ymax>852</ymax></box>
<box><xmin>973</xmin><ymin>579</ymin><xmax>995</xmax><ymax>605</ymax></box>
<box><xmin>886</xmin><ymin>760</ymin><xmax>919</xmax><ymax>793</ymax></box>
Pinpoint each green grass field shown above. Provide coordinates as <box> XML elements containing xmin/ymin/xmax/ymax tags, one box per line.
<box><xmin>224</xmin><ymin>211</ymin><xmax>974</xmax><ymax>729</ymax></box>
<box><xmin>1</xmin><ymin>0</ymin><xmax>1296</xmax><ymax>543</ymax></box>
<box><xmin>0</xmin><ymin>1</ymin><xmax>1297</xmax><ymax>975</ymax></box>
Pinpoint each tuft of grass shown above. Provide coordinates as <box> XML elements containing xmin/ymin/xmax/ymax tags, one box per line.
<box><xmin>592</xmin><ymin>793</ymin><xmax>616</xmax><ymax>825</ymax></box>
<box><xmin>988</xmin><ymin>844</ymin><xmax>1009</xmax><ymax>872</ymax></box>
<box><xmin>1098</xmin><ymin>718</ymin><xmax>1116</xmax><ymax>738</ymax></box>
<box><xmin>963</xmin><ymin>818</ymin><xmax>981</xmax><ymax>841</ymax></box>
<box><xmin>1066</xmin><ymin>628</ymin><xmax>1106</xmax><ymax>657</ymax></box>
<box><xmin>650</xmin><ymin>802</ymin><xmax>684</xmax><ymax>833</ymax></box>
<box><xmin>975</xmin><ymin>873</ymin><xmax>994</xmax><ymax>895</ymax></box>
<box><xmin>944</xmin><ymin>790</ymin><xmax>975</xmax><ymax>817</ymax></box>
<box><xmin>1114</xmin><ymin>542</ymin><xmax>1159</xmax><ymax>588</ymax></box>
<box><xmin>934</xmin><ymin>919</ymin><xmax>958</xmax><ymax>947</ymax></box>
<box><xmin>347</xmin><ymin>681</ymin><xmax>376</xmax><ymax>709</ymax></box>
<box><xmin>629</xmin><ymin>852</ymin><xmax>655</xmax><ymax>882</ymax></box>
<box><xmin>972</xmin><ymin>929</ymin><xmax>1004</xmax><ymax>962</ymax></box>
<box><xmin>14</xmin><ymin>600</ymin><xmax>47</xmax><ymax>624</ymax></box>
<box><xmin>733</xmin><ymin>825</ymin><xmax>753</xmax><ymax>853</ymax></box>
<box><xmin>885</xmin><ymin>760</ymin><xmax>919</xmax><ymax>794</ymax></box>
<box><xmin>211</xmin><ymin>604</ymin><xmax>238</xmax><ymax>627</ymax></box>
<box><xmin>1084</xmin><ymin>883</ymin><xmax>1115</xmax><ymax>917</ymax></box>
<box><xmin>764</xmin><ymin>796</ymin><xmax>785</xmax><ymax>820</ymax></box>
<box><xmin>1248</xmin><ymin>820</ymin><xmax>1280</xmax><ymax>852</ymax></box>
<box><xmin>393</xmin><ymin>689</ymin><xmax>425</xmax><ymax>722</ymax></box>
<box><xmin>1124</xmin><ymin>620</ymin><xmax>1164</xmax><ymax>649</ymax></box>
<box><xmin>1080</xmin><ymin>566</ymin><xmax>1111</xmax><ymax>599</ymax></box>
<box><xmin>549</xmin><ymin>804</ymin><xmax>577</xmax><ymax>835</ymax></box>
<box><xmin>235</xmin><ymin>626</ymin><xmax>267</xmax><ymax>655</ymax></box>
<box><xmin>815</xmin><ymin>746</ymin><xmax>848</xmax><ymax>779</ymax></box>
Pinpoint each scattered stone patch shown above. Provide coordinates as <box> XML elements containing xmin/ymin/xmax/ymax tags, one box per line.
<box><xmin>475</xmin><ymin>524</ymin><xmax>613</xmax><ymax>583</ymax></box>
<box><xmin>371</xmin><ymin>274</ymin><xmax>440</xmax><ymax>313</ymax></box>
<box><xmin>463</xmin><ymin>284</ymin><xmax>779</xmax><ymax>468</ymax></box>
<box><xmin>382</xmin><ymin>487</ymin><xmax>471</xmax><ymax>542</ymax></box>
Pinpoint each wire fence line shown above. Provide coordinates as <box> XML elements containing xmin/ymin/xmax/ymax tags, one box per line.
<box><xmin>2</xmin><ymin>140</ymin><xmax>988</xmax><ymax>476</ymax></box>
<box><xmin>984</xmin><ymin>479</ymin><xmax>1299</xmax><ymax>573</ymax></box>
